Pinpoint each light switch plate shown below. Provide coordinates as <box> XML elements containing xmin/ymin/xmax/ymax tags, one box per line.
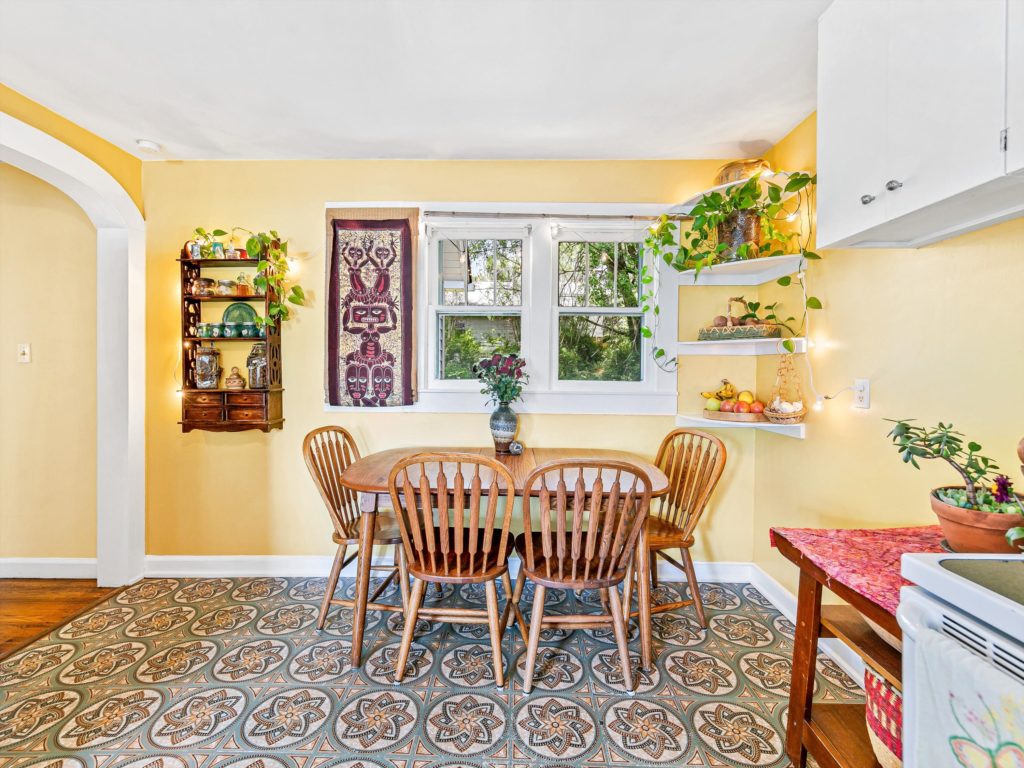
<box><xmin>16</xmin><ymin>343</ymin><xmax>31</xmax><ymax>364</ymax></box>
<box><xmin>853</xmin><ymin>378</ymin><xmax>870</xmax><ymax>409</ymax></box>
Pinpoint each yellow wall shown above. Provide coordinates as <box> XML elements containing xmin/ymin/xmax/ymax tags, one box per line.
<box><xmin>0</xmin><ymin>165</ymin><xmax>97</xmax><ymax>557</ymax></box>
<box><xmin>0</xmin><ymin>83</ymin><xmax>144</xmax><ymax>214</ymax></box>
<box><xmin>142</xmin><ymin>158</ymin><xmax>758</xmax><ymax>557</ymax></box>
<box><xmin>754</xmin><ymin>113</ymin><xmax>1024</xmax><ymax>591</ymax></box>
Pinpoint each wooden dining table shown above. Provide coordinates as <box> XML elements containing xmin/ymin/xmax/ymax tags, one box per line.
<box><xmin>339</xmin><ymin>446</ymin><xmax>670</xmax><ymax>670</ymax></box>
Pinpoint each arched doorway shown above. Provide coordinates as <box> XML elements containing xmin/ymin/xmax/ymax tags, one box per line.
<box><xmin>0</xmin><ymin>113</ymin><xmax>145</xmax><ymax>586</ymax></box>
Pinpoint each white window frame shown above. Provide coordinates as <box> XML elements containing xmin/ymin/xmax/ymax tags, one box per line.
<box><xmin>324</xmin><ymin>201</ymin><xmax>677</xmax><ymax>415</ymax></box>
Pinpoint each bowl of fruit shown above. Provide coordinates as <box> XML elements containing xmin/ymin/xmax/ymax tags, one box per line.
<box><xmin>701</xmin><ymin>379</ymin><xmax>767</xmax><ymax>422</ymax></box>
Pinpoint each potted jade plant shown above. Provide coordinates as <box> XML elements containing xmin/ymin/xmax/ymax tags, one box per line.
<box><xmin>474</xmin><ymin>354</ymin><xmax>528</xmax><ymax>454</ymax></box>
<box><xmin>887</xmin><ymin>419</ymin><xmax>1024</xmax><ymax>553</ymax></box>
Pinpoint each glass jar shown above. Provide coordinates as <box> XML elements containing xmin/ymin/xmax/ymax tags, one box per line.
<box><xmin>247</xmin><ymin>341</ymin><xmax>269</xmax><ymax>390</ymax></box>
<box><xmin>194</xmin><ymin>346</ymin><xmax>222</xmax><ymax>389</ymax></box>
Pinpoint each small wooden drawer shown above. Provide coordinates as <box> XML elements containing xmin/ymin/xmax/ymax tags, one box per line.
<box><xmin>184</xmin><ymin>405</ymin><xmax>223</xmax><ymax>421</ymax></box>
<box><xmin>226</xmin><ymin>391</ymin><xmax>266</xmax><ymax>406</ymax></box>
<box><xmin>184</xmin><ymin>391</ymin><xmax>224</xmax><ymax>406</ymax></box>
<box><xmin>227</xmin><ymin>406</ymin><xmax>267</xmax><ymax>421</ymax></box>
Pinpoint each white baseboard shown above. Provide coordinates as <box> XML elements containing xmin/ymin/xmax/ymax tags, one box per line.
<box><xmin>0</xmin><ymin>557</ymin><xmax>98</xmax><ymax>579</ymax></box>
<box><xmin>142</xmin><ymin>554</ymin><xmax>864</xmax><ymax>684</ymax></box>
<box><xmin>748</xmin><ymin>563</ymin><xmax>867</xmax><ymax>684</ymax></box>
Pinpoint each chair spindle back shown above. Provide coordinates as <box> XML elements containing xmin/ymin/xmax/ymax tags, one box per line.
<box><xmin>388</xmin><ymin>452</ymin><xmax>516</xmax><ymax>578</ymax></box>
<box><xmin>303</xmin><ymin>426</ymin><xmax>364</xmax><ymax>537</ymax></box>
<box><xmin>521</xmin><ymin>460</ymin><xmax>652</xmax><ymax>583</ymax></box>
<box><xmin>654</xmin><ymin>429</ymin><xmax>726</xmax><ymax>538</ymax></box>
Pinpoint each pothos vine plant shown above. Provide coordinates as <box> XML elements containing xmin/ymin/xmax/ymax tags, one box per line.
<box><xmin>639</xmin><ymin>172</ymin><xmax>823</xmax><ymax>370</ymax></box>
<box><xmin>191</xmin><ymin>226</ymin><xmax>306</xmax><ymax>326</ymax></box>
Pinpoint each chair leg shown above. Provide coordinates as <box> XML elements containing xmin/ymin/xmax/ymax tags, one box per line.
<box><xmin>607</xmin><ymin>586</ymin><xmax>634</xmax><ymax>693</ymax></box>
<box><xmin>394</xmin><ymin>578</ymin><xmax>426</xmax><ymax>683</ymax></box>
<box><xmin>499</xmin><ymin>570</ymin><xmax>514</xmax><ymax>632</ymax></box>
<box><xmin>522</xmin><ymin>583</ymin><xmax>546</xmax><ymax>694</ymax></box>
<box><xmin>484</xmin><ymin>580</ymin><xmax>505</xmax><ymax>687</ymax></box>
<box><xmin>317</xmin><ymin>543</ymin><xmax>346</xmax><ymax>631</ymax></box>
<box><xmin>681</xmin><ymin>546</ymin><xmax>707</xmax><ymax>628</ymax></box>
<box><xmin>650</xmin><ymin>550</ymin><xmax>659</xmax><ymax>589</ymax></box>
<box><xmin>396</xmin><ymin>545</ymin><xmax>411</xmax><ymax>612</ymax></box>
<box><xmin>510</xmin><ymin>566</ymin><xmax>529</xmax><ymax>640</ymax></box>
<box><xmin>622</xmin><ymin>556</ymin><xmax>635</xmax><ymax>617</ymax></box>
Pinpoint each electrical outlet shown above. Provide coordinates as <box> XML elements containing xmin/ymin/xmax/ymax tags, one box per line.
<box><xmin>16</xmin><ymin>343</ymin><xmax>31</xmax><ymax>364</ymax></box>
<box><xmin>853</xmin><ymin>378</ymin><xmax>870</xmax><ymax>409</ymax></box>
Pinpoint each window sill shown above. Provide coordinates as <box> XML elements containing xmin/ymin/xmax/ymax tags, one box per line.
<box><xmin>324</xmin><ymin>389</ymin><xmax>677</xmax><ymax>415</ymax></box>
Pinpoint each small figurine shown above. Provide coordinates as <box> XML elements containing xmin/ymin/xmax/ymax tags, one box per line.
<box><xmin>225</xmin><ymin>366</ymin><xmax>246</xmax><ymax>390</ymax></box>
<box><xmin>509</xmin><ymin>440</ymin><xmax>524</xmax><ymax>456</ymax></box>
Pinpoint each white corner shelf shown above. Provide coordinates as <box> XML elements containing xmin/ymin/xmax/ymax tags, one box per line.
<box><xmin>675</xmin><ymin>254</ymin><xmax>806</xmax><ymax>286</ymax></box>
<box><xmin>667</xmin><ymin>171</ymin><xmax>807</xmax><ymax>216</ymax></box>
<box><xmin>675</xmin><ymin>414</ymin><xmax>807</xmax><ymax>439</ymax></box>
<box><xmin>677</xmin><ymin>337</ymin><xmax>806</xmax><ymax>356</ymax></box>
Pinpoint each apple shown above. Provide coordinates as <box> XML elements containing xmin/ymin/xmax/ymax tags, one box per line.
<box><xmin>720</xmin><ymin>399</ymin><xmax>736</xmax><ymax>412</ymax></box>
<box><xmin>750</xmin><ymin>400</ymin><xmax>765</xmax><ymax>414</ymax></box>
<box><xmin>735</xmin><ymin>401</ymin><xmax>751</xmax><ymax>413</ymax></box>
<box><xmin>705</xmin><ymin>397</ymin><xmax>722</xmax><ymax>412</ymax></box>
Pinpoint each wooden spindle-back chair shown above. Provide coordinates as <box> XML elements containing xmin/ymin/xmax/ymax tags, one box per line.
<box><xmin>633</xmin><ymin>428</ymin><xmax>726</xmax><ymax>627</ymax></box>
<box><xmin>513</xmin><ymin>459</ymin><xmax>652</xmax><ymax>692</ymax></box>
<box><xmin>302</xmin><ymin>426</ymin><xmax>410</xmax><ymax>663</ymax></box>
<box><xmin>388</xmin><ymin>452</ymin><xmax>523</xmax><ymax>686</ymax></box>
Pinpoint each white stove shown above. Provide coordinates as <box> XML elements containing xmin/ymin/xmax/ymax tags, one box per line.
<box><xmin>898</xmin><ymin>553</ymin><xmax>1024</xmax><ymax>767</ymax></box>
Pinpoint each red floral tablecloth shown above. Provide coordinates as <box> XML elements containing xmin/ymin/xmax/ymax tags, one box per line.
<box><xmin>770</xmin><ymin>525</ymin><xmax>945</xmax><ymax>615</ymax></box>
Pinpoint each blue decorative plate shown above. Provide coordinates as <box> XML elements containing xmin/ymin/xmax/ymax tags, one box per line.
<box><xmin>222</xmin><ymin>302</ymin><xmax>259</xmax><ymax>324</ymax></box>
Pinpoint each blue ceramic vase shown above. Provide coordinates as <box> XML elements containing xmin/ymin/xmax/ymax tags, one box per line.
<box><xmin>489</xmin><ymin>401</ymin><xmax>518</xmax><ymax>454</ymax></box>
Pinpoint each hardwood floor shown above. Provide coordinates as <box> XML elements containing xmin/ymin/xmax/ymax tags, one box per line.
<box><xmin>0</xmin><ymin>579</ymin><xmax>118</xmax><ymax>658</ymax></box>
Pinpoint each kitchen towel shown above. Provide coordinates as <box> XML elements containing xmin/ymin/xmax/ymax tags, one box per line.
<box><xmin>915</xmin><ymin>627</ymin><xmax>1024</xmax><ymax>767</ymax></box>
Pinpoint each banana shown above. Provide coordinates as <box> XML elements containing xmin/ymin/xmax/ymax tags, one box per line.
<box><xmin>701</xmin><ymin>379</ymin><xmax>736</xmax><ymax>401</ymax></box>
<box><xmin>715</xmin><ymin>379</ymin><xmax>736</xmax><ymax>400</ymax></box>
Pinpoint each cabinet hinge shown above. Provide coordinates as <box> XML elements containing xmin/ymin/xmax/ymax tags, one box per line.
<box><xmin>1001</xmin><ymin>129</ymin><xmax>1008</xmax><ymax>152</ymax></box>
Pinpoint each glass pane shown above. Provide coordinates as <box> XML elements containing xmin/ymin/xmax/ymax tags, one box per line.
<box><xmin>438</xmin><ymin>314</ymin><xmax>521</xmax><ymax>380</ymax></box>
<box><xmin>558</xmin><ymin>314</ymin><xmax>642</xmax><ymax>381</ymax></box>
<box><xmin>558</xmin><ymin>241</ymin><xmax>641</xmax><ymax>308</ymax></box>
<box><xmin>439</xmin><ymin>238</ymin><xmax>522</xmax><ymax>306</ymax></box>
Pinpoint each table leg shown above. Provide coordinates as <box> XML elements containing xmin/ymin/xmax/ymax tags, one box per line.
<box><xmin>636</xmin><ymin>525</ymin><xmax>653</xmax><ymax>672</ymax></box>
<box><xmin>786</xmin><ymin>569</ymin><xmax>822</xmax><ymax>768</ymax></box>
<box><xmin>350</xmin><ymin>505</ymin><xmax>377</xmax><ymax>668</ymax></box>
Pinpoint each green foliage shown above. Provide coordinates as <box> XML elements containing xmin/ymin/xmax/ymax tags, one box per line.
<box><xmin>441</xmin><ymin>321</ymin><xmax>519</xmax><ymax>380</ymax></box>
<box><xmin>475</xmin><ymin>354</ymin><xmax>528</xmax><ymax>405</ymax></box>
<box><xmin>558</xmin><ymin>315</ymin><xmax>641</xmax><ymax>382</ymax></box>
<box><xmin>191</xmin><ymin>227</ymin><xmax>229</xmax><ymax>258</ymax></box>
<box><xmin>239</xmin><ymin>229</ymin><xmax>306</xmax><ymax>326</ymax></box>
<box><xmin>641</xmin><ymin>171</ymin><xmax>822</xmax><ymax>367</ymax></box>
<box><xmin>886</xmin><ymin>419</ymin><xmax>1006</xmax><ymax>508</ymax></box>
<box><xmin>1006</xmin><ymin>526</ymin><xmax>1024</xmax><ymax>551</ymax></box>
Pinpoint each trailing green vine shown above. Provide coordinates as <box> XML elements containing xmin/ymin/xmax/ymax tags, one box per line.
<box><xmin>640</xmin><ymin>172</ymin><xmax>823</xmax><ymax>369</ymax></box>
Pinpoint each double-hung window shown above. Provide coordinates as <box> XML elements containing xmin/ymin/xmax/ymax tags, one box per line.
<box><xmin>417</xmin><ymin>211</ymin><xmax>676</xmax><ymax>414</ymax></box>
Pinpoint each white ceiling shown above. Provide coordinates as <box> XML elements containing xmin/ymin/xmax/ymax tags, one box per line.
<box><xmin>0</xmin><ymin>0</ymin><xmax>830</xmax><ymax>160</ymax></box>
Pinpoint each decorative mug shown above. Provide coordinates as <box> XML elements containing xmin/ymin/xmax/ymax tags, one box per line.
<box><xmin>241</xmin><ymin>322</ymin><xmax>258</xmax><ymax>338</ymax></box>
<box><xmin>223</xmin><ymin>322</ymin><xmax>240</xmax><ymax>338</ymax></box>
<box><xmin>197</xmin><ymin>323</ymin><xmax>212</xmax><ymax>338</ymax></box>
<box><xmin>211</xmin><ymin>242</ymin><xmax>225</xmax><ymax>259</ymax></box>
<box><xmin>186</xmin><ymin>241</ymin><xmax>202</xmax><ymax>260</ymax></box>
<box><xmin>210</xmin><ymin>323</ymin><xmax>224</xmax><ymax>338</ymax></box>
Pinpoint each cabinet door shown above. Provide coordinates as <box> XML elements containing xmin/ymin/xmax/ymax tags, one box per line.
<box><xmin>885</xmin><ymin>0</ymin><xmax>1007</xmax><ymax>218</ymax></box>
<box><xmin>1008</xmin><ymin>0</ymin><xmax>1024</xmax><ymax>174</ymax></box>
<box><xmin>816</xmin><ymin>0</ymin><xmax>889</xmax><ymax>248</ymax></box>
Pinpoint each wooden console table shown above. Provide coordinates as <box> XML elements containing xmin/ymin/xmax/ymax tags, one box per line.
<box><xmin>772</xmin><ymin>526</ymin><xmax>944</xmax><ymax>768</ymax></box>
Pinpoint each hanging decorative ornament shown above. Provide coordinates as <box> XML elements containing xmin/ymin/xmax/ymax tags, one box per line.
<box><xmin>764</xmin><ymin>353</ymin><xmax>806</xmax><ymax>424</ymax></box>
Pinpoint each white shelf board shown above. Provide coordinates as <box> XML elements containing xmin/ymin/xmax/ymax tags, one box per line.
<box><xmin>667</xmin><ymin>172</ymin><xmax>804</xmax><ymax>215</ymax></box>
<box><xmin>675</xmin><ymin>414</ymin><xmax>806</xmax><ymax>439</ymax></box>
<box><xmin>677</xmin><ymin>337</ymin><xmax>806</xmax><ymax>356</ymax></box>
<box><xmin>675</xmin><ymin>254</ymin><xmax>806</xmax><ymax>286</ymax></box>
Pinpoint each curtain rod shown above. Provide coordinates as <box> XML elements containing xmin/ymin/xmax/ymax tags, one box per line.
<box><xmin>422</xmin><ymin>210</ymin><xmax>690</xmax><ymax>221</ymax></box>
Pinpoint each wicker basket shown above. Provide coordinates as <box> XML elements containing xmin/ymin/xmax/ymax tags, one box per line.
<box><xmin>698</xmin><ymin>297</ymin><xmax>781</xmax><ymax>341</ymax></box>
<box><xmin>763</xmin><ymin>407</ymin><xmax>806</xmax><ymax>425</ymax></box>
<box><xmin>865</xmin><ymin>666</ymin><xmax>903</xmax><ymax>768</ymax></box>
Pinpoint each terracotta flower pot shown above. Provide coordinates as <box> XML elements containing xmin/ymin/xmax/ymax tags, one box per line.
<box><xmin>930</xmin><ymin>486</ymin><xmax>1024</xmax><ymax>553</ymax></box>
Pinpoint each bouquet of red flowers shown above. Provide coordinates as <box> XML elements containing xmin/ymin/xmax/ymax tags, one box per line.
<box><xmin>474</xmin><ymin>354</ymin><xmax>528</xmax><ymax>405</ymax></box>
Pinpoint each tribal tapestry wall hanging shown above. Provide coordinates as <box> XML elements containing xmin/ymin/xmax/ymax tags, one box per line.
<box><xmin>327</xmin><ymin>218</ymin><xmax>414</xmax><ymax>406</ymax></box>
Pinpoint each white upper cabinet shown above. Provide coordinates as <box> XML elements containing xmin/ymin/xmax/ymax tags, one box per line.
<box><xmin>1009</xmin><ymin>0</ymin><xmax>1024</xmax><ymax>175</ymax></box>
<box><xmin>817</xmin><ymin>0</ymin><xmax>1024</xmax><ymax>249</ymax></box>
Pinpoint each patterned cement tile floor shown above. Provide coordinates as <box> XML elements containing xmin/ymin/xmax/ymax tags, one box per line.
<box><xmin>0</xmin><ymin>577</ymin><xmax>862</xmax><ymax>767</ymax></box>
